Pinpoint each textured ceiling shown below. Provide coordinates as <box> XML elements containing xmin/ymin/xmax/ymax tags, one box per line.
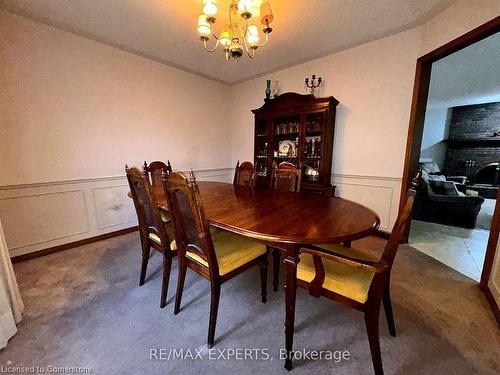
<box><xmin>0</xmin><ymin>0</ymin><xmax>457</xmax><ymax>85</ymax></box>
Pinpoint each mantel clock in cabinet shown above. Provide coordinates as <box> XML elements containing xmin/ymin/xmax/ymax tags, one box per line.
<box><xmin>252</xmin><ymin>92</ymin><xmax>339</xmax><ymax>195</ymax></box>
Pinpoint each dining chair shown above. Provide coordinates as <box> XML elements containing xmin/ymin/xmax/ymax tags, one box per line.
<box><xmin>144</xmin><ymin>160</ymin><xmax>172</xmax><ymax>223</ymax></box>
<box><xmin>163</xmin><ymin>170</ymin><xmax>268</xmax><ymax>348</ymax></box>
<box><xmin>233</xmin><ymin>160</ymin><xmax>256</xmax><ymax>188</ymax></box>
<box><xmin>126</xmin><ymin>165</ymin><xmax>176</xmax><ymax>309</ymax></box>
<box><xmin>269</xmin><ymin>162</ymin><xmax>302</xmax><ymax>292</ymax></box>
<box><xmin>295</xmin><ymin>171</ymin><xmax>421</xmax><ymax>375</ymax></box>
<box><xmin>270</xmin><ymin>161</ymin><xmax>302</xmax><ymax>192</ymax></box>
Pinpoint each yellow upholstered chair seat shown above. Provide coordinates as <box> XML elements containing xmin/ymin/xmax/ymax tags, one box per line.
<box><xmin>297</xmin><ymin>244</ymin><xmax>377</xmax><ymax>303</ymax></box>
<box><xmin>148</xmin><ymin>222</ymin><xmax>177</xmax><ymax>251</ymax></box>
<box><xmin>160</xmin><ymin>210</ymin><xmax>171</xmax><ymax>223</ymax></box>
<box><xmin>186</xmin><ymin>228</ymin><xmax>266</xmax><ymax>276</ymax></box>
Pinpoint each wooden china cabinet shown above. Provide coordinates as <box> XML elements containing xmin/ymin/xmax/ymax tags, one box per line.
<box><xmin>252</xmin><ymin>92</ymin><xmax>339</xmax><ymax>194</ymax></box>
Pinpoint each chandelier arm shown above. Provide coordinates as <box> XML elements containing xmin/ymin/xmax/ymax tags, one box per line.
<box><xmin>243</xmin><ymin>18</ymin><xmax>249</xmax><ymax>39</ymax></box>
<box><xmin>256</xmin><ymin>32</ymin><xmax>270</xmax><ymax>48</ymax></box>
<box><xmin>202</xmin><ymin>38</ymin><xmax>220</xmax><ymax>53</ymax></box>
<box><xmin>200</xmin><ymin>22</ymin><xmax>220</xmax><ymax>53</ymax></box>
<box><xmin>242</xmin><ymin>31</ymin><xmax>250</xmax><ymax>51</ymax></box>
<box><xmin>209</xmin><ymin>22</ymin><xmax>220</xmax><ymax>41</ymax></box>
<box><xmin>242</xmin><ymin>30</ymin><xmax>255</xmax><ymax>57</ymax></box>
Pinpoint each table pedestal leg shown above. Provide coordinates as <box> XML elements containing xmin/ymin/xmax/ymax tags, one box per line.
<box><xmin>284</xmin><ymin>250</ymin><xmax>299</xmax><ymax>371</ymax></box>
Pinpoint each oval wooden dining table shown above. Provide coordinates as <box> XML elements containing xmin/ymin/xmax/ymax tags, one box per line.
<box><xmin>152</xmin><ymin>181</ymin><xmax>380</xmax><ymax>370</ymax></box>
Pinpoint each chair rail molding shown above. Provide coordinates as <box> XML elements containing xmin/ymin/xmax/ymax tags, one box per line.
<box><xmin>0</xmin><ymin>167</ymin><xmax>234</xmax><ymax>257</ymax></box>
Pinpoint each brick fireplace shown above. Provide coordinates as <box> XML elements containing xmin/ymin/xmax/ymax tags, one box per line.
<box><xmin>443</xmin><ymin>102</ymin><xmax>500</xmax><ymax>191</ymax></box>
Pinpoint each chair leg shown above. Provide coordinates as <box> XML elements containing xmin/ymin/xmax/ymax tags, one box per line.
<box><xmin>272</xmin><ymin>247</ymin><xmax>280</xmax><ymax>292</ymax></box>
<box><xmin>383</xmin><ymin>285</ymin><xmax>396</xmax><ymax>337</ymax></box>
<box><xmin>139</xmin><ymin>244</ymin><xmax>151</xmax><ymax>286</ymax></box>
<box><xmin>160</xmin><ymin>254</ymin><xmax>172</xmax><ymax>309</ymax></box>
<box><xmin>174</xmin><ymin>261</ymin><xmax>187</xmax><ymax>315</ymax></box>
<box><xmin>207</xmin><ymin>282</ymin><xmax>221</xmax><ymax>349</ymax></box>
<box><xmin>259</xmin><ymin>256</ymin><xmax>268</xmax><ymax>303</ymax></box>
<box><xmin>365</xmin><ymin>303</ymin><xmax>384</xmax><ymax>375</ymax></box>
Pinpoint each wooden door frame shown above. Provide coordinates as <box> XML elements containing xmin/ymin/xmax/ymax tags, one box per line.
<box><xmin>480</xmin><ymin>189</ymin><xmax>500</xmax><ymax>325</ymax></box>
<box><xmin>399</xmin><ymin>15</ymin><xmax>500</xmax><ymax>324</ymax></box>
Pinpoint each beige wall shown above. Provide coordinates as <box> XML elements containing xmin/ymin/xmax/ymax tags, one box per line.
<box><xmin>228</xmin><ymin>0</ymin><xmax>500</xmax><ymax>231</ymax></box>
<box><xmin>1</xmin><ymin>1</ymin><xmax>500</xmax><ymax>255</ymax></box>
<box><xmin>420</xmin><ymin>0</ymin><xmax>500</xmax><ymax>55</ymax></box>
<box><xmin>228</xmin><ymin>28</ymin><xmax>420</xmax><ymax>179</ymax></box>
<box><xmin>0</xmin><ymin>10</ymin><xmax>232</xmax><ymax>256</ymax></box>
<box><xmin>0</xmin><ymin>10</ymin><xmax>230</xmax><ymax>186</ymax></box>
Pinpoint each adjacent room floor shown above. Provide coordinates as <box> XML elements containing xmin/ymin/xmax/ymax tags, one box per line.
<box><xmin>409</xmin><ymin>198</ymin><xmax>495</xmax><ymax>281</ymax></box>
<box><xmin>1</xmin><ymin>233</ymin><xmax>499</xmax><ymax>374</ymax></box>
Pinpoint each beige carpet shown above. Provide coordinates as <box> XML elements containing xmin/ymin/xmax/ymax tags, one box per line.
<box><xmin>0</xmin><ymin>233</ymin><xmax>499</xmax><ymax>374</ymax></box>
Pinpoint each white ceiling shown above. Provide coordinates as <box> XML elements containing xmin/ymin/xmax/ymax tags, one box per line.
<box><xmin>427</xmin><ymin>32</ymin><xmax>500</xmax><ymax>109</ymax></box>
<box><xmin>0</xmin><ymin>0</ymin><xmax>457</xmax><ymax>85</ymax></box>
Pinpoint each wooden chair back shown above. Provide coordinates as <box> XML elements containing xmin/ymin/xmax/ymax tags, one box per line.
<box><xmin>126</xmin><ymin>165</ymin><xmax>168</xmax><ymax>242</ymax></box>
<box><xmin>163</xmin><ymin>171</ymin><xmax>219</xmax><ymax>276</ymax></box>
<box><xmin>144</xmin><ymin>160</ymin><xmax>172</xmax><ymax>190</ymax></box>
<box><xmin>271</xmin><ymin>162</ymin><xmax>301</xmax><ymax>192</ymax></box>
<box><xmin>380</xmin><ymin>171</ymin><xmax>421</xmax><ymax>268</ymax></box>
<box><xmin>233</xmin><ymin>161</ymin><xmax>256</xmax><ymax>188</ymax></box>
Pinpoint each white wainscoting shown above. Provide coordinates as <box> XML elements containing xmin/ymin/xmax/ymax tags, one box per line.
<box><xmin>332</xmin><ymin>174</ymin><xmax>402</xmax><ymax>232</ymax></box>
<box><xmin>0</xmin><ymin>168</ymin><xmax>233</xmax><ymax>257</ymax></box>
<box><xmin>0</xmin><ymin>169</ymin><xmax>400</xmax><ymax>257</ymax></box>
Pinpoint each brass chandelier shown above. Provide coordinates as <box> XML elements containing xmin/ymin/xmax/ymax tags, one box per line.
<box><xmin>197</xmin><ymin>0</ymin><xmax>274</xmax><ymax>61</ymax></box>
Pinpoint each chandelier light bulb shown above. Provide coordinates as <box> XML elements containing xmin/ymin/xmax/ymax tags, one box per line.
<box><xmin>260</xmin><ymin>2</ymin><xmax>273</xmax><ymax>25</ymax></box>
<box><xmin>238</xmin><ymin>0</ymin><xmax>253</xmax><ymax>17</ymax></box>
<box><xmin>246</xmin><ymin>25</ymin><xmax>259</xmax><ymax>45</ymax></box>
<box><xmin>202</xmin><ymin>0</ymin><xmax>217</xmax><ymax>17</ymax></box>
<box><xmin>197</xmin><ymin>14</ymin><xmax>211</xmax><ymax>36</ymax></box>
<box><xmin>247</xmin><ymin>25</ymin><xmax>258</xmax><ymax>36</ymax></box>
<box><xmin>219</xmin><ymin>29</ymin><xmax>231</xmax><ymax>47</ymax></box>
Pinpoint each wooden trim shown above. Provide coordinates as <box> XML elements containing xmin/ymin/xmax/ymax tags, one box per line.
<box><xmin>400</xmin><ymin>59</ymin><xmax>432</xmax><ymax>219</ymax></box>
<box><xmin>400</xmin><ymin>16</ymin><xmax>500</xmax><ymax>323</ymax></box>
<box><xmin>419</xmin><ymin>16</ymin><xmax>500</xmax><ymax>62</ymax></box>
<box><xmin>11</xmin><ymin>226</ymin><xmax>138</xmax><ymax>263</ymax></box>
<box><xmin>400</xmin><ymin>16</ymin><xmax>500</xmax><ymax>241</ymax></box>
<box><xmin>482</xmin><ymin>285</ymin><xmax>500</xmax><ymax>327</ymax></box>
<box><xmin>480</xmin><ymin>189</ymin><xmax>500</xmax><ymax>289</ymax></box>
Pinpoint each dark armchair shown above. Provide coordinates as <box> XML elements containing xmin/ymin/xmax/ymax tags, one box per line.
<box><xmin>413</xmin><ymin>175</ymin><xmax>484</xmax><ymax>229</ymax></box>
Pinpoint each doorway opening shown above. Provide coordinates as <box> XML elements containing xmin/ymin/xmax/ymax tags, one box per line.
<box><xmin>400</xmin><ymin>16</ymin><xmax>500</xmax><ymax>321</ymax></box>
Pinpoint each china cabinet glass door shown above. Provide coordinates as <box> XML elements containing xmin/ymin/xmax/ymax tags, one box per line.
<box><xmin>254</xmin><ymin>119</ymin><xmax>269</xmax><ymax>179</ymax></box>
<box><xmin>302</xmin><ymin>111</ymin><xmax>325</xmax><ymax>183</ymax></box>
<box><xmin>272</xmin><ymin>115</ymin><xmax>300</xmax><ymax>168</ymax></box>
